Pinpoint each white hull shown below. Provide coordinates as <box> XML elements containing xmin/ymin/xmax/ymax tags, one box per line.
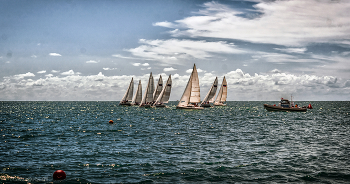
<box><xmin>176</xmin><ymin>105</ymin><xmax>204</xmax><ymax>110</ymax></box>
<box><xmin>214</xmin><ymin>103</ymin><xmax>226</xmax><ymax>106</ymax></box>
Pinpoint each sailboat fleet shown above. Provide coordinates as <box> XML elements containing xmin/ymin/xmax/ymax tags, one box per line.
<box><xmin>119</xmin><ymin>64</ymin><xmax>227</xmax><ymax>109</ymax></box>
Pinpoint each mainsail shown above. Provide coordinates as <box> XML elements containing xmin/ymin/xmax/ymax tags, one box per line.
<box><xmin>177</xmin><ymin>64</ymin><xmax>201</xmax><ymax>107</ymax></box>
<box><xmin>215</xmin><ymin>76</ymin><xmax>227</xmax><ymax>104</ymax></box>
<box><xmin>120</xmin><ymin>77</ymin><xmax>134</xmax><ymax>104</ymax></box>
<box><xmin>140</xmin><ymin>73</ymin><xmax>154</xmax><ymax>105</ymax></box>
<box><xmin>132</xmin><ymin>80</ymin><xmax>142</xmax><ymax>105</ymax></box>
<box><xmin>155</xmin><ymin>75</ymin><xmax>172</xmax><ymax>104</ymax></box>
<box><xmin>201</xmin><ymin>77</ymin><xmax>218</xmax><ymax>104</ymax></box>
<box><xmin>153</xmin><ymin>75</ymin><xmax>163</xmax><ymax>101</ymax></box>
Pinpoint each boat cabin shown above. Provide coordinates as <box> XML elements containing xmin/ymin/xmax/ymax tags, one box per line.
<box><xmin>279</xmin><ymin>98</ymin><xmax>291</xmax><ymax>108</ymax></box>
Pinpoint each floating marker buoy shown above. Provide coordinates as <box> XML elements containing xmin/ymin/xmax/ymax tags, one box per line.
<box><xmin>109</xmin><ymin>120</ymin><xmax>114</xmax><ymax>124</ymax></box>
<box><xmin>307</xmin><ymin>104</ymin><xmax>313</xmax><ymax>109</ymax></box>
<box><xmin>53</xmin><ymin>170</ymin><xmax>66</xmax><ymax>180</ymax></box>
<box><xmin>273</xmin><ymin>104</ymin><xmax>276</xmax><ymax>106</ymax></box>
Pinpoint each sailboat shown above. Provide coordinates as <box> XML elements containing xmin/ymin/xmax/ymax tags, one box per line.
<box><xmin>139</xmin><ymin>72</ymin><xmax>154</xmax><ymax>108</ymax></box>
<box><xmin>214</xmin><ymin>76</ymin><xmax>227</xmax><ymax>106</ymax></box>
<box><xmin>154</xmin><ymin>75</ymin><xmax>172</xmax><ymax>107</ymax></box>
<box><xmin>131</xmin><ymin>80</ymin><xmax>142</xmax><ymax>105</ymax></box>
<box><xmin>152</xmin><ymin>75</ymin><xmax>163</xmax><ymax>104</ymax></box>
<box><xmin>176</xmin><ymin>64</ymin><xmax>204</xmax><ymax>110</ymax></box>
<box><xmin>200</xmin><ymin>77</ymin><xmax>218</xmax><ymax>107</ymax></box>
<box><xmin>119</xmin><ymin>77</ymin><xmax>134</xmax><ymax>106</ymax></box>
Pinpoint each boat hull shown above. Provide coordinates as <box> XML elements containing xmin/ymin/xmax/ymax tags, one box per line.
<box><xmin>139</xmin><ymin>104</ymin><xmax>153</xmax><ymax>108</ymax></box>
<box><xmin>176</xmin><ymin>105</ymin><xmax>204</xmax><ymax>110</ymax></box>
<box><xmin>154</xmin><ymin>104</ymin><xmax>167</xmax><ymax>108</ymax></box>
<box><xmin>119</xmin><ymin>102</ymin><xmax>132</xmax><ymax>106</ymax></box>
<box><xmin>214</xmin><ymin>103</ymin><xmax>226</xmax><ymax>106</ymax></box>
<box><xmin>200</xmin><ymin>103</ymin><xmax>212</xmax><ymax>108</ymax></box>
<box><xmin>263</xmin><ymin>104</ymin><xmax>307</xmax><ymax>112</ymax></box>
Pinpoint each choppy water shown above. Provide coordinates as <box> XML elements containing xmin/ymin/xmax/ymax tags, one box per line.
<box><xmin>1</xmin><ymin>101</ymin><xmax>349</xmax><ymax>183</ymax></box>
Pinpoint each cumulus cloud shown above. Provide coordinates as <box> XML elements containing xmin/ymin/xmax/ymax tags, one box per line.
<box><xmin>103</xmin><ymin>67</ymin><xmax>117</xmax><ymax>70</ymax></box>
<box><xmin>164</xmin><ymin>67</ymin><xmax>177</xmax><ymax>72</ymax></box>
<box><xmin>61</xmin><ymin>70</ymin><xmax>75</xmax><ymax>75</ymax></box>
<box><xmin>132</xmin><ymin>63</ymin><xmax>141</xmax><ymax>66</ymax></box>
<box><xmin>127</xmin><ymin>39</ymin><xmax>245</xmax><ymax>63</ymax></box>
<box><xmin>0</xmin><ymin>68</ymin><xmax>348</xmax><ymax>101</ymax></box>
<box><xmin>10</xmin><ymin>72</ymin><xmax>35</xmax><ymax>80</ymax></box>
<box><xmin>37</xmin><ymin>70</ymin><xmax>46</xmax><ymax>74</ymax></box>
<box><xmin>49</xmin><ymin>53</ymin><xmax>61</xmax><ymax>56</ymax></box>
<box><xmin>86</xmin><ymin>60</ymin><xmax>99</xmax><ymax>63</ymax></box>
<box><xmin>51</xmin><ymin>70</ymin><xmax>60</xmax><ymax>73</ymax></box>
<box><xmin>154</xmin><ymin>1</ymin><xmax>350</xmax><ymax>46</ymax></box>
<box><xmin>186</xmin><ymin>68</ymin><xmax>206</xmax><ymax>73</ymax></box>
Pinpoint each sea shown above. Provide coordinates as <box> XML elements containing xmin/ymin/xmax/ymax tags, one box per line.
<box><xmin>0</xmin><ymin>101</ymin><xmax>349</xmax><ymax>184</ymax></box>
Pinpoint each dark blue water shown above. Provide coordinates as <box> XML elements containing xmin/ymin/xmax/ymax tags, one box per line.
<box><xmin>1</xmin><ymin>101</ymin><xmax>350</xmax><ymax>183</ymax></box>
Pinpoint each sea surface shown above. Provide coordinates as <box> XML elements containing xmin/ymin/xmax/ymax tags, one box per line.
<box><xmin>0</xmin><ymin>101</ymin><xmax>349</xmax><ymax>183</ymax></box>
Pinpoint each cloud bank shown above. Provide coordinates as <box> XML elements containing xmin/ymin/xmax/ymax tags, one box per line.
<box><xmin>1</xmin><ymin>69</ymin><xmax>348</xmax><ymax>101</ymax></box>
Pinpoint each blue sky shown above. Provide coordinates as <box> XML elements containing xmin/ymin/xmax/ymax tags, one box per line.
<box><xmin>1</xmin><ymin>0</ymin><xmax>350</xmax><ymax>101</ymax></box>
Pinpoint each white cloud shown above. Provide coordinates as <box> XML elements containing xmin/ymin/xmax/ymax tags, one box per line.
<box><xmin>31</xmin><ymin>55</ymin><xmax>37</xmax><ymax>58</ymax></box>
<box><xmin>103</xmin><ymin>67</ymin><xmax>117</xmax><ymax>70</ymax></box>
<box><xmin>0</xmin><ymin>68</ymin><xmax>348</xmax><ymax>101</ymax></box>
<box><xmin>186</xmin><ymin>68</ymin><xmax>206</xmax><ymax>73</ymax></box>
<box><xmin>112</xmin><ymin>54</ymin><xmax>138</xmax><ymax>59</ymax></box>
<box><xmin>51</xmin><ymin>70</ymin><xmax>60</xmax><ymax>73</ymax></box>
<box><xmin>132</xmin><ymin>63</ymin><xmax>141</xmax><ymax>66</ymax></box>
<box><xmin>37</xmin><ymin>70</ymin><xmax>46</xmax><ymax>74</ymax></box>
<box><xmin>155</xmin><ymin>1</ymin><xmax>350</xmax><ymax>46</ymax></box>
<box><xmin>164</xmin><ymin>67</ymin><xmax>177</xmax><ymax>72</ymax></box>
<box><xmin>274</xmin><ymin>48</ymin><xmax>307</xmax><ymax>54</ymax></box>
<box><xmin>49</xmin><ymin>53</ymin><xmax>61</xmax><ymax>56</ymax></box>
<box><xmin>45</xmin><ymin>74</ymin><xmax>54</xmax><ymax>77</ymax></box>
<box><xmin>86</xmin><ymin>60</ymin><xmax>99</xmax><ymax>63</ymax></box>
<box><xmin>127</xmin><ymin>39</ymin><xmax>245</xmax><ymax>63</ymax></box>
<box><xmin>61</xmin><ymin>70</ymin><xmax>75</xmax><ymax>75</ymax></box>
<box><xmin>142</xmin><ymin>63</ymin><xmax>149</xmax><ymax>66</ymax></box>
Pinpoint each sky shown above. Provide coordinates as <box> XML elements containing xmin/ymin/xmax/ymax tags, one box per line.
<box><xmin>1</xmin><ymin>0</ymin><xmax>350</xmax><ymax>101</ymax></box>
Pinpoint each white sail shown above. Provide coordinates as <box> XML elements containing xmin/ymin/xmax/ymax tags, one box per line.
<box><xmin>120</xmin><ymin>77</ymin><xmax>133</xmax><ymax>103</ymax></box>
<box><xmin>177</xmin><ymin>64</ymin><xmax>201</xmax><ymax>107</ymax></box>
<box><xmin>140</xmin><ymin>73</ymin><xmax>154</xmax><ymax>105</ymax></box>
<box><xmin>215</xmin><ymin>76</ymin><xmax>227</xmax><ymax>104</ymax></box>
<box><xmin>153</xmin><ymin>75</ymin><xmax>163</xmax><ymax>101</ymax></box>
<box><xmin>155</xmin><ymin>75</ymin><xmax>172</xmax><ymax>104</ymax></box>
<box><xmin>132</xmin><ymin>80</ymin><xmax>142</xmax><ymax>105</ymax></box>
<box><xmin>201</xmin><ymin>77</ymin><xmax>218</xmax><ymax>104</ymax></box>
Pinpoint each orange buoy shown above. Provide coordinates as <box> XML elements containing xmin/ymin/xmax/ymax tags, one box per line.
<box><xmin>307</xmin><ymin>104</ymin><xmax>313</xmax><ymax>109</ymax></box>
<box><xmin>53</xmin><ymin>170</ymin><xmax>66</xmax><ymax>180</ymax></box>
<box><xmin>109</xmin><ymin>120</ymin><xmax>114</xmax><ymax>124</ymax></box>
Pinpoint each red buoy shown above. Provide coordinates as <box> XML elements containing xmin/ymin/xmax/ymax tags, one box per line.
<box><xmin>307</xmin><ymin>104</ymin><xmax>313</xmax><ymax>109</ymax></box>
<box><xmin>109</xmin><ymin>120</ymin><xmax>114</xmax><ymax>124</ymax></box>
<box><xmin>53</xmin><ymin>170</ymin><xmax>66</xmax><ymax>180</ymax></box>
